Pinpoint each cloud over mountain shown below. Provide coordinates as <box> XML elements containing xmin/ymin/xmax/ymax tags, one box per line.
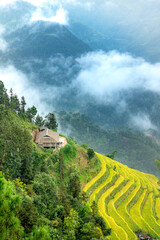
<box><xmin>0</xmin><ymin>65</ymin><xmax>54</xmax><ymax>114</ymax></box>
<box><xmin>1</xmin><ymin>49</ymin><xmax>160</xmax><ymax>131</ymax></box>
<box><xmin>1</xmin><ymin>0</ymin><xmax>160</xmax><ymax>132</ymax></box>
<box><xmin>31</xmin><ymin>7</ymin><xmax>69</xmax><ymax>25</ymax></box>
<box><xmin>74</xmin><ymin>51</ymin><xmax>160</xmax><ymax>101</ymax></box>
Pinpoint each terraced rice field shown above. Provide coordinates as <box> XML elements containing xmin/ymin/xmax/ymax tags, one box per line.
<box><xmin>83</xmin><ymin>153</ymin><xmax>160</xmax><ymax>239</ymax></box>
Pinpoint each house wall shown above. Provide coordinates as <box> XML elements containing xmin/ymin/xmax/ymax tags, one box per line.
<box><xmin>35</xmin><ymin>130</ymin><xmax>67</xmax><ymax>149</ymax></box>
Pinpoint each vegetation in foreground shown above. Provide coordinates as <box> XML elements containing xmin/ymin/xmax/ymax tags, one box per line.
<box><xmin>0</xmin><ymin>80</ymin><xmax>108</xmax><ymax>240</ymax></box>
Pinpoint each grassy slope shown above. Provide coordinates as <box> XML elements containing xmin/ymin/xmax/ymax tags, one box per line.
<box><xmin>9</xmin><ymin>111</ymin><xmax>36</xmax><ymax>130</ymax></box>
<box><xmin>83</xmin><ymin>153</ymin><xmax>160</xmax><ymax>240</ymax></box>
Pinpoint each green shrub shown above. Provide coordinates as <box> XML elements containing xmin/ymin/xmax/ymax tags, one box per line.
<box><xmin>62</xmin><ymin>143</ymin><xmax>77</xmax><ymax>162</ymax></box>
<box><xmin>95</xmin><ymin>216</ymin><xmax>111</xmax><ymax>236</ymax></box>
<box><xmin>87</xmin><ymin>148</ymin><xmax>95</xmax><ymax>161</ymax></box>
<box><xmin>80</xmin><ymin>143</ymin><xmax>88</xmax><ymax>150</ymax></box>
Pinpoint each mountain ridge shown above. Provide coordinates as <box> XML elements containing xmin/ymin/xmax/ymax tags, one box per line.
<box><xmin>4</xmin><ymin>21</ymin><xmax>91</xmax><ymax>59</ymax></box>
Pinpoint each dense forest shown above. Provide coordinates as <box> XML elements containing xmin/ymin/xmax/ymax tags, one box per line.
<box><xmin>0</xmin><ymin>80</ymin><xmax>111</xmax><ymax>240</ymax></box>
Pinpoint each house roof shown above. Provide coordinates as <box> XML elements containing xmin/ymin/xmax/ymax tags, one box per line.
<box><xmin>35</xmin><ymin>128</ymin><xmax>59</xmax><ymax>143</ymax></box>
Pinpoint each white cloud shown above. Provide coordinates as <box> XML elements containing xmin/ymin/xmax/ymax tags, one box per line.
<box><xmin>104</xmin><ymin>0</ymin><xmax>117</xmax><ymax>8</ymax></box>
<box><xmin>0</xmin><ymin>0</ymin><xmax>55</xmax><ymax>7</ymax></box>
<box><xmin>74</xmin><ymin>51</ymin><xmax>160</xmax><ymax>102</ymax></box>
<box><xmin>1</xmin><ymin>50</ymin><xmax>160</xmax><ymax>132</ymax></box>
<box><xmin>131</xmin><ymin>114</ymin><xmax>157</xmax><ymax>131</ymax></box>
<box><xmin>31</xmin><ymin>7</ymin><xmax>69</xmax><ymax>25</ymax></box>
<box><xmin>0</xmin><ymin>38</ymin><xmax>8</xmax><ymax>52</ymax></box>
<box><xmin>0</xmin><ymin>25</ymin><xmax>8</xmax><ymax>52</ymax></box>
<box><xmin>24</xmin><ymin>0</ymin><xmax>79</xmax><ymax>7</ymax></box>
<box><xmin>0</xmin><ymin>0</ymin><xmax>69</xmax><ymax>25</ymax></box>
<box><xmin>0</xmin><ymin>65</ymin><xmax>55</xmax><ymax>114</ymax></box>
<box><xmin>24</xmin><ymin>0</ymin><xmax>55</xmax><ymax>7</ymax></box>
<box><xmin>0</xmin><ymin>0</ymin><xmax>79</xmax><ymax>7</ymax></box>
<box><xmin>0</xmin><ymin>0</ymin><xmax>17</xmax><ymax>6</ymax></box>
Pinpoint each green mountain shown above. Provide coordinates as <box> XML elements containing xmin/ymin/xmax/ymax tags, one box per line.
<box><xmin>5</xmin><ymin>21</ymin><xmax>91</xmax><ymax>59</ymax></box>
<box><xmin>68</xmin><ymin>22</ymin><xmax>111</xmax><ymax>52</ymax></box>
<box><xmin>0</xmin><ymin>81</ymin><xmax>105</xmax><ymax>239</ymax></box>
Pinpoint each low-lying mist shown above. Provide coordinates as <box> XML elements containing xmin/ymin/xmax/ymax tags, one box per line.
<box><xmin>1</xmin><ymin>50</ymin><xmax>160</xmax><ymax>133</ymax></box>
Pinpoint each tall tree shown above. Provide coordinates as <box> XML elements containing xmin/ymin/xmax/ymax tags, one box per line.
<box><xmin>68</xmin><ymin>173</ymin><xmax>81</xmax><ymax>198</ymax></box>
<box><xmin>0</xmin><ymin>109</ymin><xmax>33</xmax><ymax>181</ymax></box>
<box><xmin>0</xmin><ymin>81</ymin><xmax>9</xmax><ymax>108</ymax></box>
<box><xmin>58</xmin><ymin>152</ymin><xmax>65</xmax><ymax>180</ymax></box>
<box><xmin>9</xmin><ymin>90</ymin><xmax>20</xmax><ymax>113</ymax></box>
<box><xmin>18</xmin><ymin>195</ymin><xmax>38</xmax><ymax>233</ymax></box>
<box><xmin>64</xmin><ymin>209</ymin><xmax>79</xmax><ymax>240</ymax></box>
<box><xmin>35</xmin><ymin>114</ymin><xmax>44</xmax><ymax>127</ymax></box>
<box><xmin>9</xmin><ymin>88</ymin><xmax>13</xmax><ymax>101</ymax></box>
<box><xmin>20</xmin><ymin>96</ymin><xmax>26</xmax><ymax>114</ymax></box>
<box><xmin>33</xmin><ymin>173</ymin><xmax>58</xmax><ymax>219</ymax></box>
<box><xmin>91</xmin><ymin>201</ymin><xmax>98</xmax><ymax>217</ymax></box>
<box><xmin>45</xmin><ymin>113</ymin><xmax>58</xmax><ymax>130</ymax></box>
<box><xmin>26</xmin><ymin>105</ymin><xmax>37</xmax><ymax>123</ymax></box>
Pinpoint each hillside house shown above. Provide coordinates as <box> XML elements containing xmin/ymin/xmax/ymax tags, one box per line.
<box><xmin>35</xmin><ymin>127</ymin><xmax>63</xmax><ymax>149</ymax></box>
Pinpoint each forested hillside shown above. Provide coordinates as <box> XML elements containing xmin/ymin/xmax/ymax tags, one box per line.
<box><xmin>0</xmin><ymin>81</ymin><xmax>109</xmax><ymax>240</ymax></box>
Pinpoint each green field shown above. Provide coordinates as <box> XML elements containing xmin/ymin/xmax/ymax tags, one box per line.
<box><xmin>83</xmin><ymin>153</ymin><xmax>160</xmax><ymax>239</ymax></box>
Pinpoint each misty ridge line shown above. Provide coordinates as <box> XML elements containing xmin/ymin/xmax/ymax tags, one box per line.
<box><xmin>1</xmin><ymin>0</ymin><xmax>160</xmax><ymax>46</ymax></box>
<box><xmin>1</xmin><ymin>49</ymin><xmax>160</xmax><ymax>132</ymax></box>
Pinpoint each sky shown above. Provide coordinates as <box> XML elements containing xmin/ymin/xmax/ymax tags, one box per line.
<box><xmin>30</xmin><ymin>7</ymin><xmax>69</xmax><ymax>25</ymax></box>
<box><xmin>1</xmin><ymin>0</ymin><xmax>160</xmax><ymax>30</ymax></box>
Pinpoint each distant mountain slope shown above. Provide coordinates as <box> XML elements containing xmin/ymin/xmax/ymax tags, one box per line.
<box><xmin>68</xmin><ymin>22</ymin><xmax>111</xmax><ymax>51</ymax></box>
<box><xmin>5</xmin><ymin>21</ymin><xmax>91</xmax><ymax>59</ymax></box>
<box><xmin>58</xmin><ymin>112</ymin><xmax>160</xmax><ymax>176</ymax></box>
<box><xmin>84</xmin><ymin>153</ymin><xmax>160</xmax><ymax>239</ymax></box>
<box><xmin>68</xmin><ymin>22</ymin><xmax>160</xmax><ymax>63</ymax></box>
<box><xmin>1</xmin><ymin>21</ymin><xmax>91</xmax><ymax>87</ymax></box>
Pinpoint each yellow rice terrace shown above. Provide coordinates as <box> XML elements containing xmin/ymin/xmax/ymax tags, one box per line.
<box><xmin>83</xmin><ymin>153</ymin><xmax>160</xmax><ymax>240</ymax></box>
